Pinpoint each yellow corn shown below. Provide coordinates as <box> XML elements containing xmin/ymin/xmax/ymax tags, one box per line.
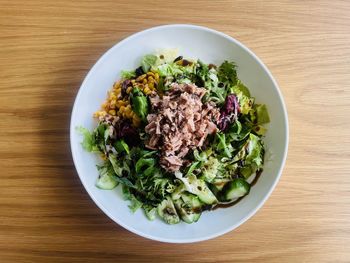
<box><xmin>128</xmin><ymin>111</ymin><xmax>134</xmax><ymax>119</ymax></box>
<box><xmin>116</xmin><ymin>100</ymin><xmax>127</xmax><ymax>108</ymax></box>
<box><xmin>115</xmin><ymin>100</ymin><xmax>122</xmax><ymax>108</ymax></box>
<box><xmin>119</xmin><ymin>105</ymin><xmax>126</xmax><ymax>114</ymax></box>
<box><xmin>144</xmin><ymin>86</ymin><xmax>151</xmax><ymax>95</ymax></box>
<box><xmin>111</xmin><ymin>94</ymin><xmax>117</xmax><ymax>101</ymax></box>
<box><xmin>114</xmin><ymin>88</ymin><xmax>121</xmax><ymax>96</ymax></box>
<box><xmin>125</xmin><ymin>106</ymin><xmax>133</xmax><ymax>118</ymax></box>
<box><xmin>94</xmin><ymin>110</ymin><xmax>107</xmax><ymax>118</ymax></box>
<box><xmin>109</xmin><ymin>100</ymin><xmax>116</xmax><ymax>109</ymax></box>
<box><xmin>108</xmin><ymin>109</ymin><xmax>116</xmax><ymax>116</ymax></box>
<box><xmin>148</xmin><ymin>82</ymin><xmax>154</xmax><ymax>90</ymax></box>
<box><xmin>94</xmin><ymin>70</ymin><xmax>156</xmax><ymax>123</ymax></box>
<box><xmin>136</xmin><ymin>74</ymin><xmax>147</xmax><ymax>81</ymax></box>
<box><xmin>126</xmin><ymin>86</ymin><xmax>132</xmax><ymax>94</ymax></box>
<box><xmin>147</xmin><ymin>72</ymin><xmax>155</xmax><ymax>77</ymax></box>
<box><xmin>113</xmin><ymin>81</ymin><xmax>121</xmax><ymax>89</ymax></box>
<box><xmin>154</xmin><ymin>72</ymin><xmax>159</xmax><ymax>82</ymax></box>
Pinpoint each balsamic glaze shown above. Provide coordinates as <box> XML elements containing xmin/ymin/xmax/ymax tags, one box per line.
<box><xmin>211</xmin><ymin>169</ymin><xmax>263</xmax><ymax>210</ymax></box>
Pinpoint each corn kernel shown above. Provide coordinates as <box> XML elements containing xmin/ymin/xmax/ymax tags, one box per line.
<box><xmin>110</xmin><ymin>93</ymin><xmax>117</xmax><ymax>100</ymax></box>
<box><xmin>128</xmin><ymin>111</ymin><xmax>134</xmax><ymax>119</ymax></box>
<box><xmin>114</xmin><ymin>88</ymin><xmax>121</xmax><ymax>95</ymax></box>
<box><xmin>148</xmin><ymin>82</ymin><xmax>154</xmax><ymax>90</ymax></box>
<box><xmin>136</xmin><ymin>74</ymin><xmax>146</xmax><ymax>81</ymax></box>
<box><xmin>147</xmin><ymin>72</ymin><xmax>155</xmax><ymax>77</ymax></box>
<box><xmin>154</xmin><ymin>73</ymin><xmax>159</xmax><ymax>82</ymax></box>
<box><xmin>113</xmin><ymin>81</ymin><xmax>121</xmax><ymax>89</ymax></box>
<box><xmin>144</xmin><ymin>87</ymin><xmax>151</xmax><ymax>95</ymax></box>
<box><xmin>126</xmin><ymin>86</ymin><xmax>132</xmax><ymax>94</ymax></box>
<box><xmin>109</xmin><ymin>109</ymin><xmax>116</xmax><ymax>115</ymax></box>
<box><xmin>94</xmin><ymin>111</ymin><xmax>106</xmax><ymax>118</ymax></box>
<box><xmin>137</xmin><ymin>84</ymin><xmax>144</xmax><ymax>89</ymax></box>
<box><xmin>102</xmin><ymin>102</ymin><xmax>108</xmax><ymax>109</ymax></box>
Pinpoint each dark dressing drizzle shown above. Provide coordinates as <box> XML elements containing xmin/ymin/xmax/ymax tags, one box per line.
<box><xmin>211</xmin><ymin>169</ymin><xmax>263</xmax><ymax>210</ymax></box>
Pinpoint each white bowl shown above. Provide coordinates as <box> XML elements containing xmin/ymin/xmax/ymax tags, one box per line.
<box><xmin>70</xmin><ymin>24</ymin><xmax>288</xmax><ymax>243</ymax></box>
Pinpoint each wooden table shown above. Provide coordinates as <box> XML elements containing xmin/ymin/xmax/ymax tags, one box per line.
<box><xmin>1</xmin><ymin>0</ymin><xmax>349</xmax><ymax>262</ymax></box>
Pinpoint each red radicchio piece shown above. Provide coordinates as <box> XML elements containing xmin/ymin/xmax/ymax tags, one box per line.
<box><xmin>117</xmin><ymin>120</ymin><xmax>139</xmax><ymax>145</ymax></box>
<box><xmin>218</xmin><ymin>94</ymin><xmax>240</xmax><ymax>131</ymax></box>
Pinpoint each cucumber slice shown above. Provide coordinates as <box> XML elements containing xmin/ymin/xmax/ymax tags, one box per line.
<box><xmin>157</xmin><ymin>197</ymin><xmax>180</xmax><ymax>224</ymax></box>
<box><xmin>174</xmin><ymin>193</ymin><xmax>202</xmax><ymax>224</ymax></box>
<box><xmin>222</xmin><ymin>179</ymin><xmax>250</xmax><ymax>201</ymax></box>
<box><xmin>171</xmin><ymin>184</ymin><xmax>186</xmax><ymax>201</ymax></box>
<box><xmin>188</xmin><ymin>178</ymin><xmax>217</xmax><ymax>205</ymax></box>
<box><xmin>211</xmin><ymin>178</ymin><xmax>231</xmax><ymax>191</ymax></box>
<box><xmin>96</xmin><ymin>172</ymin><xmax>118</xmax><ymax>190</ymax></box>
<box><xmin>175</xmin><ymin>173</ymin><xmax>218</xmax><ymax>205</ymax></box>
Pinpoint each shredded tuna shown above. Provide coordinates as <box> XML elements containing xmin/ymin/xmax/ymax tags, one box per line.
<box><xmin>145</xmin><ymin>83</ymin><xmax>220</xmax><ymax>172</ymax></box>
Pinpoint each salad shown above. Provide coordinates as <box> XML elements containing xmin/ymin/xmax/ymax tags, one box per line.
<box><xmin>78</xmin><ymin>51</ymin><xmax>270</xmax><ymax>224</ymax></box>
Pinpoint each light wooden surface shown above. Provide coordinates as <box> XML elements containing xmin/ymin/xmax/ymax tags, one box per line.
<box><xmin>1</xmin><ymin>0</ymin><xmax>350</xmax><ymax>262</ymax></box>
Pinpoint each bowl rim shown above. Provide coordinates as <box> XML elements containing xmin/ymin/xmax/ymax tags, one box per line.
<box><xmin>70</xmin><ymin>24</ymin><xmax>289</xmax><ymax>243</ymax></box>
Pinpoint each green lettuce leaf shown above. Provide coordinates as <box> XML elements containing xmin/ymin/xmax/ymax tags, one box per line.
<box><xmin>215</xmin><ymin>132</ymin><xmax>234</xmax><ymax>158</ymax></box>
<box><xmin>141</xmin><ymin>54</ymin><xmax>157</xmax><ymax>72</ymax></box>
<box><xmin>255</xmin><ymin>104</ymin><xmax>270</xmax><ymax>124</ymax></box>
<box><xmin>76</xmin><ymin>126</ymin><xmax>99</xmax><ymax>152</ymax></box>
<box><xmin>200</xmin><ymin>157</ymin><xmax>225</xmax><ymax>183</ymax></box>
<box><xmin>114</xmin><ymin>139</ymin><xmax>130</xmax><ymax>154</ymax></box>
<box><xmin>245</xmin><ymin>133</ymin><xmax>264</xmax><ymax>168</ymax></box>
<box><xmin>130</xmin><ymin>88</ymin><xmax>149</xmax><ymax>121</ymax></box>
<box><xmin>121</xmin><ymin>70</ymin><xmax>136</xmax><ymax>79</ymax></box>
<box><xmin>156</xmin><ymin>63</ymin><xmax>183</xmax><ymax>77</ymax></box>
<box><xmin>218</xmin><ymin>61</ymin><xmax>237</xmax><ymax>86</ymax></box>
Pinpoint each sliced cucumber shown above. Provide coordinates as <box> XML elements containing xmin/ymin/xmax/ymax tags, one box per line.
<box><xmin>175</xmin><ymin>173</ymin><xmax>218</xmax><ymax>205</ymax></box>
<box><xmin>96</xmin><ymin>172</ymin><xmax>118</xmax><ymax>190</ymax></box>
<box><xmin>221</xmin><ymin>179</ymin><xmax>250</xmax><ymax>201</ymax></box>
<box><xmin>171</xmin><ymin>184</ymin><xmax>186</xmax><ymax>200</ymax></box>
<box><xmin>211</xmin><ymin>177</ymin><xmax>231</xmax><ymax>191</ymax></box>
<box><xmin>174</xmin><ymin>193</ymin><xmax>202</xmax><ymax>224</ymax></box>
<box><xmin>157</xmin><ymin>197</ymin><xmax>180</xmax><ymax>224</ymax></box>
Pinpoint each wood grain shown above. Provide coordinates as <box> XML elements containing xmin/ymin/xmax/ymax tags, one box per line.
<box><xmin>0</xmin><ymin>0</ymin><xmax>349</xmax><ymax>262</ymax></box>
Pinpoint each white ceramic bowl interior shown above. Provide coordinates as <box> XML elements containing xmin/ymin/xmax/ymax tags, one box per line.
<box><xmin>70</xmin><ymin>24</ymin><xmax>288</xmax><ymax>243</ymax></box>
